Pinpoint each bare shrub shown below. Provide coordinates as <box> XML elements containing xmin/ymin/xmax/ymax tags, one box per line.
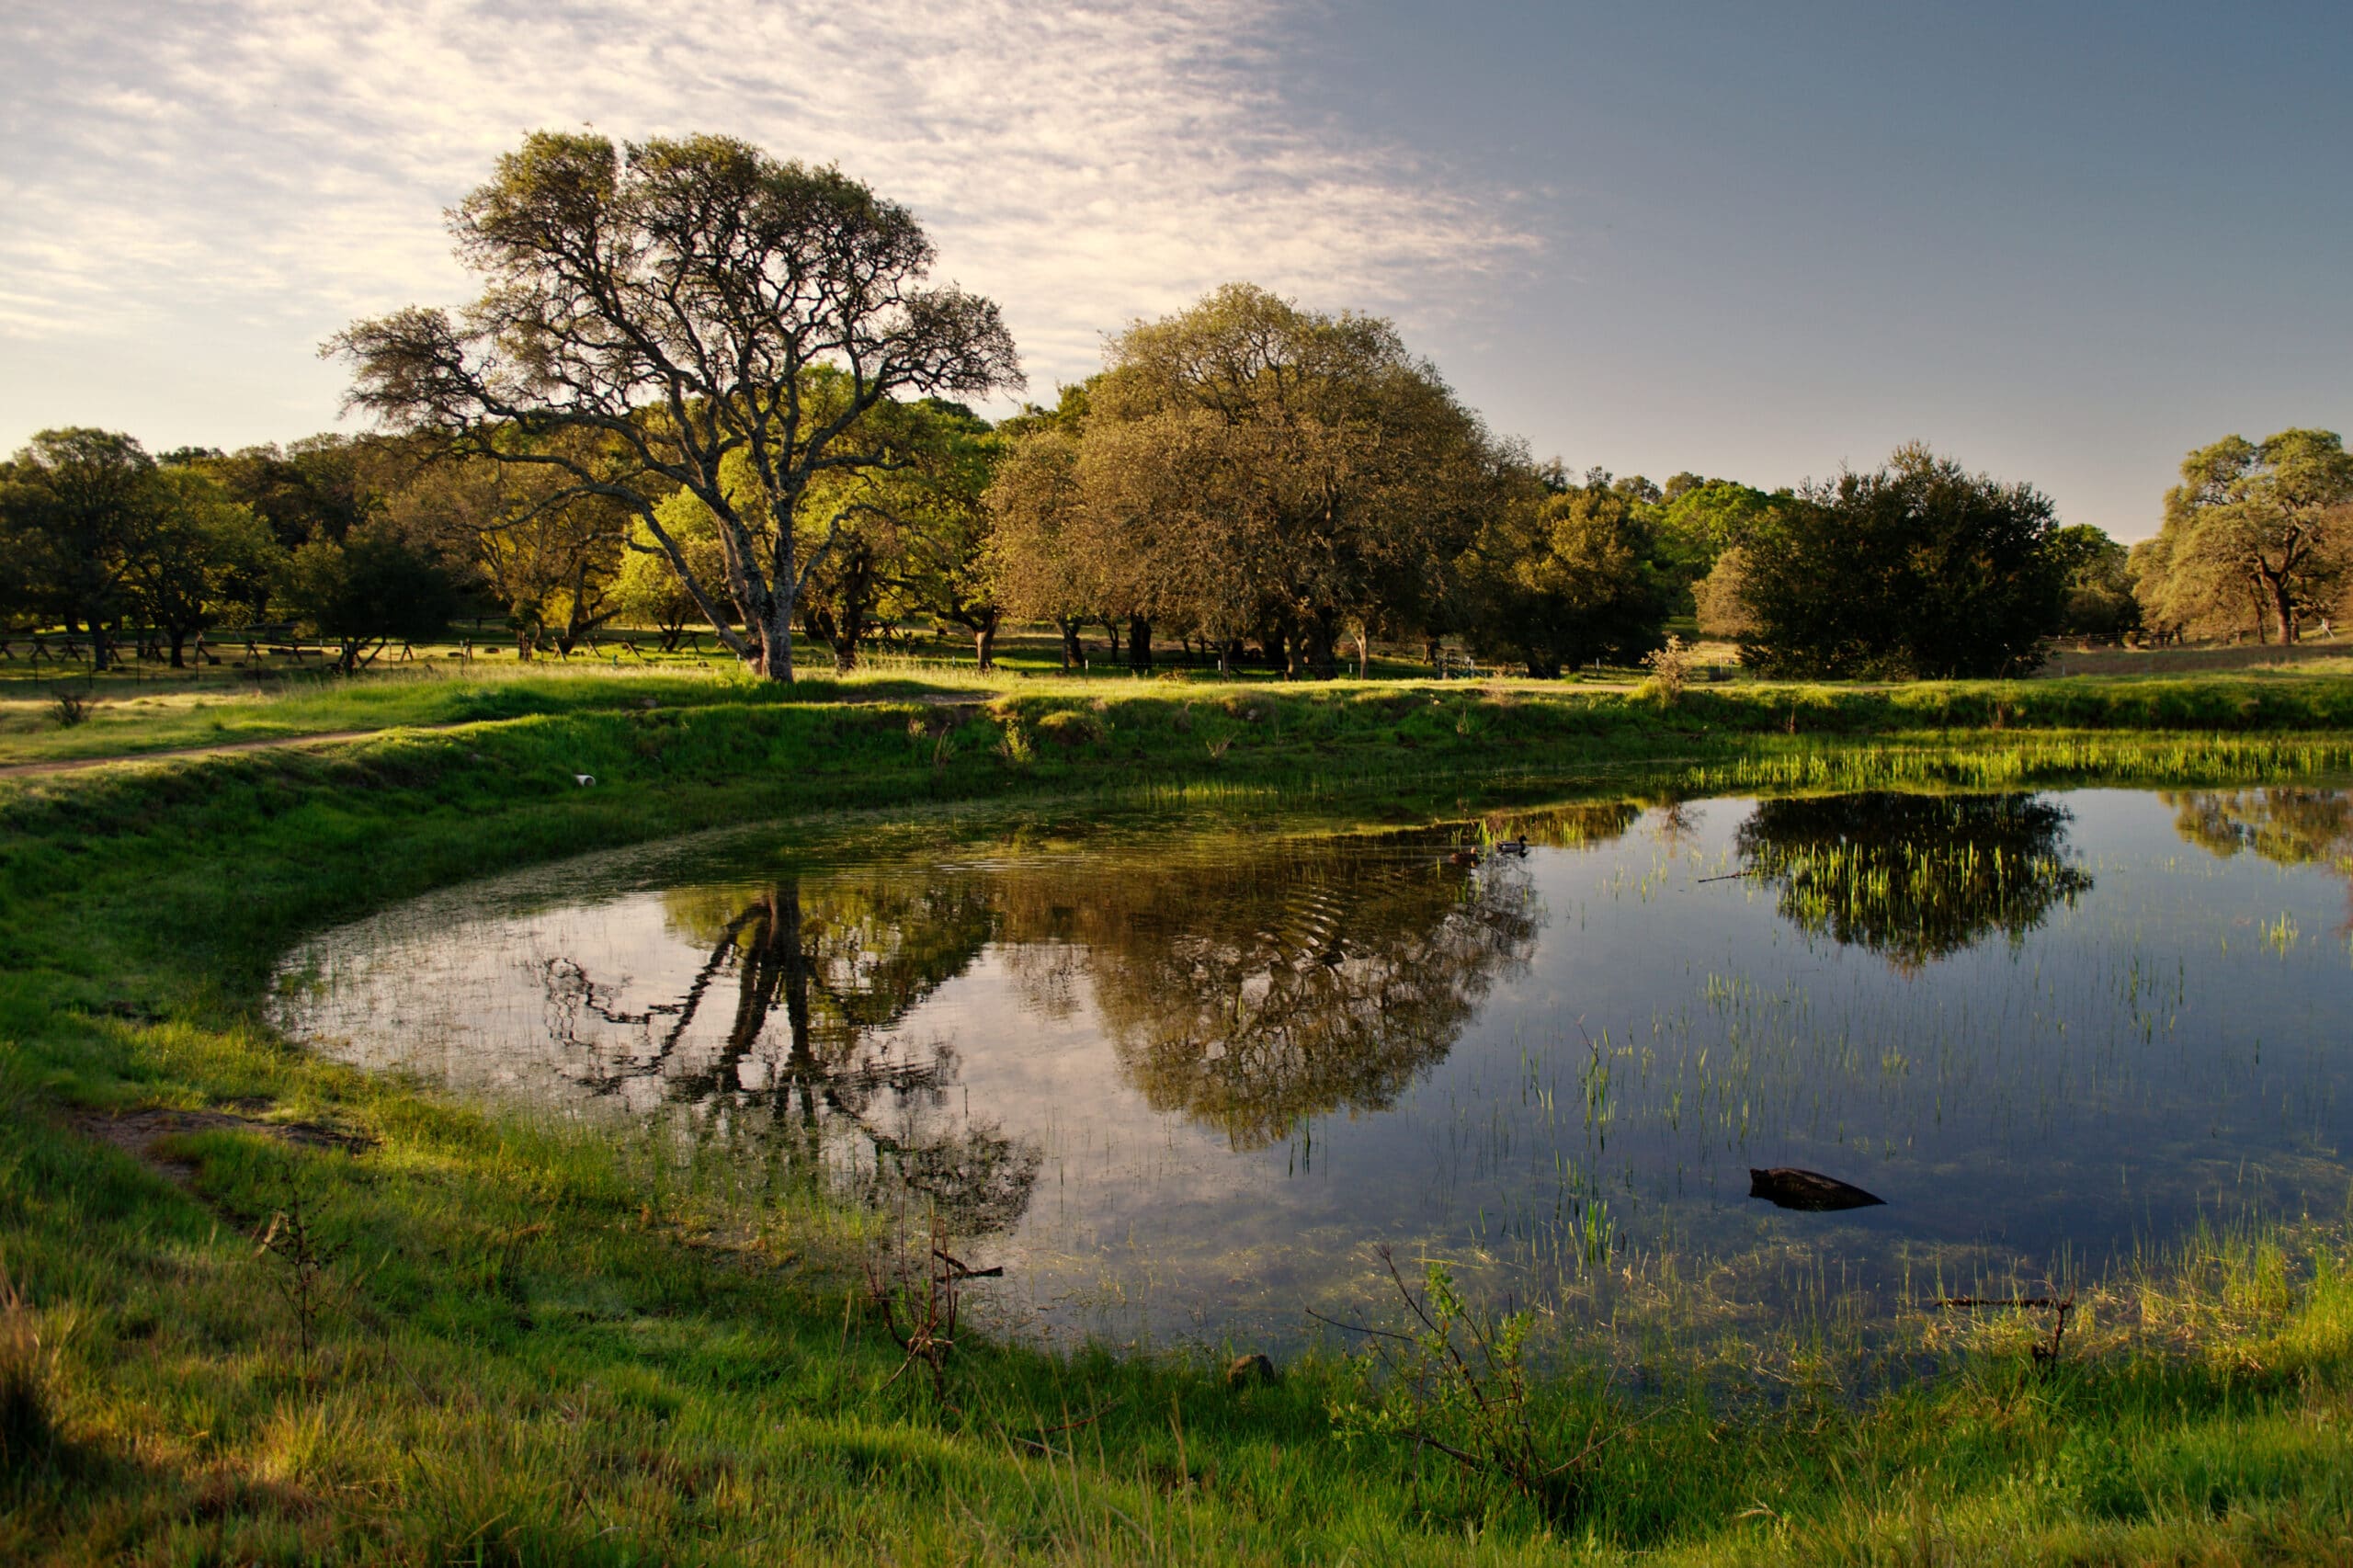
<box><xmin>865</xmin><ymin>1211</ymin><xmax>967</xmax><ymax>1406</ymax></box>
<box><xmin>1321</xmin><ymin>1246</ymin><xmax>1622</xmax><ymax>1523</ymax></box>
<box><xmin>254</xmin><ymin>1173</ymin><xmax>340</xmax><ymax>1356</ymax></box>
<box><xmin>1640</xmin><ymin>635</ymin><xmax>1693</xmax><ymax>703</ymax></box>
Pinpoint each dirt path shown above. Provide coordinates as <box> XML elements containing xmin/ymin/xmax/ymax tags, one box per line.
<box><xmin>0</xmin><ymin>690</ymin><xmax>989</xmax><ymax>779</ymax></box>
<box><xmin>74</xmin><ymin>1102</ymin><xmax>372</xmax><ymax>1187</ymax></box>
<box><xmin>0</xmin><ymin>724</ymin><xmax>463</xmax><ymax>779</ymax></box>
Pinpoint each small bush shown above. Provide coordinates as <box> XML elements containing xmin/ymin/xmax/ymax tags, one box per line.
<box><xmin>1330</xmin><ymin>1248</ymin><xmax>1621</xmax><ymax>1525</ymax></box>
<box><xmin>993</xmin><ymin>721</ymin><xmax>1035</xmax><ymax>768</ymax></box>
<box><xmin>1640</xmin><ymin>635</ymin><xmax>1693</xmax><ymax>704</ymax></box>
<box><xmin>50</xmin><ymin>692</ymin><xmax>95</xmax><ymax>728</ymax></box>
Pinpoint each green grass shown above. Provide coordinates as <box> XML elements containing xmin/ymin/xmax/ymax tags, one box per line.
<box><xmin>3</xmin><ymin>669</ymin><xmax>2351</xmax><ymax>1562</ymax></box>
<box><xmin>11</xmin><ymin>637</ymin><xmax>2353</xmax><ymax>769</ymax></box>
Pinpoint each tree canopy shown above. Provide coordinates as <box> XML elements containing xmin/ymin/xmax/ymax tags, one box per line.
<box><xmin>985</xmin><ymin>284</ymin><xmax>1503</xmax><ymax>677</ymax></box>
<box><xmin>1732</xmin><ymin>444</ymin><xmax>2064</xmax><ymax>678</ymax></box>
<box><xmin>1458</xmin><ymin>469</ymin><xmax>1677</xmax><ymax>676</ymax></box>
<box><xmin>2132</xmin><ymin>429</ymin><xmax>2353</xmax><ymax>644</ymax></box>
<box><xmin>329</xmin><ymin>131</ymin><xmax>1022</xmax><ymax>680</ymax></box>
<box><xmin>2</xmin><ymin>428</ymin><xmax>289</xmax><ymax>666</ymax></box>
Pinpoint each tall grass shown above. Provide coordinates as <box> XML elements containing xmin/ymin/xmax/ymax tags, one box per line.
<box><xmin>0</xmin><ymin>1257</ymin><xmax>55</xmax><ymax>1482</ymax></box>
<box><xmin>3</xmin><ymin>675</ymin><xmax>2352</xmax><ymax>1561</ymax></box>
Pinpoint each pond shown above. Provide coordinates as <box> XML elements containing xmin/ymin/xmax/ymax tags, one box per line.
<box><xmin>275</xmin><ymin>786</ymin><xmax>2353</xmax><ymax>1352</ymax></box>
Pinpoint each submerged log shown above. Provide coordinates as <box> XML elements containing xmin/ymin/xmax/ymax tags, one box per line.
<box><xmin>1748</xmin><ymin>1167</ymin><xmax>1886</xmax><ymax>1211</ymax></box>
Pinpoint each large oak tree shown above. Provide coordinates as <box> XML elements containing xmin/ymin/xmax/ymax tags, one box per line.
<box><xmin>2136</xmin><ymin>429</ymin><xmax>2353</xmax><ymax>644</ymax></box>
<box><xmin>329</xmin><ymin>131</ymin><xmax>1021</xmax><ymax>680</ymax></box>
<box><xmin>987</xmin><ymin>284</ymin><xmax>1499</xmax><ymax>677</ymax></box>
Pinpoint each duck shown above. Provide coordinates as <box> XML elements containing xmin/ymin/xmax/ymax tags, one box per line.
<box><xmin>1493</xmin><ymin>835</ymin><xmax>1530</xmax><ymax>858</ymax></box>
<box><xmin>1445</xmin><ymin>848</ymin><xmax>1482</xmax><ymax>868</ymax></box>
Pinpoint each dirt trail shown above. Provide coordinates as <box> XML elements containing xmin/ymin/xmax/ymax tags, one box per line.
<box><xmin>0</xmin><ymin>725</ymin><xmax>461</xmax><ymax>779</ymax></box>
<box><xmin>74</xmin><ymin>1102</ymin><xmax>373</xmax><ymax>1187</ymax></box>
<box><xmin>0</xmin><ymin>690</ymin><xmax>986</xmax><ymax>779</ymax></box>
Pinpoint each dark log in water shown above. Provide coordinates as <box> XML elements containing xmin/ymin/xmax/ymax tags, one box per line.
<box><xmin>1748</xmin><ymin>1167</ymin><xmax>1887</xmax><ymax>1211</ymax></box>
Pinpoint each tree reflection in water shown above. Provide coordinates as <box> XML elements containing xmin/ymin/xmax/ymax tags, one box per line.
<box><xmin>536</xmin><ymin>874</ymin><xmax>1040</xmax><ymax>1234</ymax></box>
<box><xmin>995</xmin><ymin>819</ymin><xmax>1596</xmax><ymax>1151</ymax></box>
<box><xmin>2166</xmin><ymin>788</ymin><xmax>2353</xmax><ymax>926</ymax></box>
<box><xmin>527</xmin><ymin>806</ymin><xmax>1627</xmax><ymax>1199</ymax></box>
<box><xmin>1734</xmin><ymin>792</ymin><xmax>2091</xmax><ymax>966</ymax></box>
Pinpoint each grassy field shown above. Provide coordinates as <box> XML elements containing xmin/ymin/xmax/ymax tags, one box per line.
<box><xmin>4</xmin><ymin>665</ymin><xmax>2352</xmax><ymax>1563</ymax></box>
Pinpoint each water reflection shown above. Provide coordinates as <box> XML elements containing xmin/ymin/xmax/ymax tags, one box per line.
<box><xmin>278</xmin><ymin>787</ymin><xmax>2353</xmax><ymax>1351</ymax></box>
<box><xmin>997</xmin><ymin>847</ymin><xmax>1542</xmax><ymax>1150</ymax></box>
<box><xmin>1735</xmin><ymin>792</ymin><xmax>2092</xmax><ymax>965</ymax></box>
<box><xmin>506</xmin><ymin>830</ymin><xmax>1553</xmax><ymax>1205</ymax></box>
<box><xmin>2169</xmin><ymin>789</ymin><xmax>2353</xmax><ymax>875</ymax></box>
<box><xmin>540</xmin><ymin>875</ymin><xmax>1039</xmax><ymax>1233</ymax></box>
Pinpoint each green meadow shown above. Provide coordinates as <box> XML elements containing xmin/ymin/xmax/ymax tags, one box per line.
<box><xmin>4</xmin><ymin>664</ymin><xmax>2352</xmax><ymax>1565</ymax></box>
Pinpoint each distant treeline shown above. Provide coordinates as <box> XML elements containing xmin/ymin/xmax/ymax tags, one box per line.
<box><xmin>6</xmin><ymin>131</ymin><xmax>2347</xmax><ymax>681</ymax></box>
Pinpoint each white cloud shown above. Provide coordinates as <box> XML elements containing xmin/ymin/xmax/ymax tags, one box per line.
<box><xmin>0</xmin><ymin>0</ymin><xmax>1540</xmax><ymax>403</ymax></box>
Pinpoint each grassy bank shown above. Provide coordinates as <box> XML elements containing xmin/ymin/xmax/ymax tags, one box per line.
<box><xmin>4</xmin><ymin>674</ymin><xmax>2351</xmax><ymax>1563</ymax></box>
<box><xmin>11</xmin><ymin>658</ymin><xmax>2353</xmax><ymax>771</ymax></box>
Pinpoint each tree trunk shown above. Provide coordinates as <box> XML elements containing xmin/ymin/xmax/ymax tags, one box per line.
<box><xmin>1302</xmin><ymin>610</ymin><xmax>1340</xmax><ymax>680</ymax></box>
<box><xmin>1127</xmin><ymin>615</ymin><xmax>1153</xmax><ymax>673</ymax></box>
<box><xmin>1057</xmin><ymin>618</ymin><xmax>1084</xmax><ymax>669</ymax></box>
<box><xmin>167</xmin><ymin>629</ymin><xmax>188</xmax><ymax>669</ymax></box>
<box><xmin>2268</xmin><ymin>574</ymin><xmax>2300</xmax><ymax>644</ymax></box>
<box><xmin>1099</xmin><ymin>618</ymin><xmax>1121</xmax><ymax>662</ymax></box>
<box><xmin>1261</xmin><ymin>622</ymin><xmax>1289</xmax><ymax>676</ymax></box>
<box><xmin>760</xmin><ymin>597</ymin><xmax>797</xmax><ymax>681</ymax></box>
<box><xmin>974</xmin><ymin>623</ymin><xmax>996</xmax><ymax>671</ymax></box>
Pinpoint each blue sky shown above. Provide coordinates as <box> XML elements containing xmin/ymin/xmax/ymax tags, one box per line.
<box><xmin>4</xmin><ymin>0</ymin><xmax>2345</xmax><ymax>538</ymax></box>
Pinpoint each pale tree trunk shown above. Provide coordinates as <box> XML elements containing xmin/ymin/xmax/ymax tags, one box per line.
<box><xmin>974</xmin><ymin>625</ymin><xmax>995</xmax><ymax>671</ymax></box>
<box><xmin>759</xmin><ymin>598</ymin><xmax>796</xmax><ymax>681</ymax></box>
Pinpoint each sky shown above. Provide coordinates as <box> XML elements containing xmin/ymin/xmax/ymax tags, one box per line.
<box><xmin>3</xmin><ymin>0</ymin><xmax>2347</xmax><ymax>540</ymax></box>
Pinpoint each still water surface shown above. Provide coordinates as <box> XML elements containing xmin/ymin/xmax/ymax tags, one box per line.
<box><xmin>276</xmin><ymin>787</ymin><xmax>2353</xmax><ymax>1348</ymax></box>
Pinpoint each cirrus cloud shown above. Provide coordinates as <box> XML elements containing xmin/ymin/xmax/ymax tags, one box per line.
<box><xmin>0</xmin><ymin>0</ymin><xmax>1542</xmax><ymax>424</ymax></box>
